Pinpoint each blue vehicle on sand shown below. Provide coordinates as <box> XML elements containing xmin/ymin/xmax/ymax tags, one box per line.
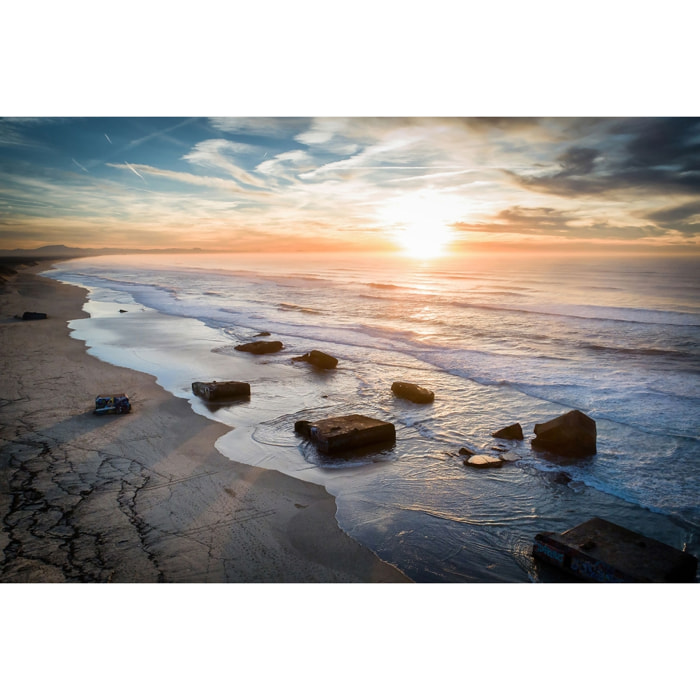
<box><xmin>94</xmin><ymin>394</ymin><xmax>131</xmax><ymax>415</ymax></box>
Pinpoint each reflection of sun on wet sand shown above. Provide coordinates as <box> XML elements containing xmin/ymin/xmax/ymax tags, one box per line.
<box><xmin>0</xmin><ymin>261</ymin><xmax>410</xmax><ymax>583</ymax></box>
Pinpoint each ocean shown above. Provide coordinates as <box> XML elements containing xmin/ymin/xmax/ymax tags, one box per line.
<box><xmin>43</xmin><ymin>252</ymin><xmax>700</xmax><ymax>582</ymax></box>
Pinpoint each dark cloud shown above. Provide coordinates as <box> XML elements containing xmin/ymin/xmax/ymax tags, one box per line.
<box><xmin>646</xmin><ymin>199</ymin><xmax>700</xmax><ymax>237</ymax></box>
<box><xmin>620</xmin><ymin>117</ymin><xmax>700</xmax><ymax>170</ymax></box>
<box><xmin>467</xmin><ymin>117</ymin><xmax>543</xmax><ymax>131</ymax></box>
<box><xmin>558</xmin><ymin>146</ymin><xmax>599</xmax><ymax>176</ymax></box>
<box><xmin>510</xmin><ymin>117</ymin><xmax>700</xmax><ymax>197</ymax></box>
<box><xmin>647</xmin><ymin>200</ymin><xmax>700</xmax><ymax>223</ymax></box>
<box><xmin>453</xmin><ymin>206</ymin><xmax>662</xmax><ymax>241</ymax></box>
<box><xmin>465</xmin><ymin>117</ymin><xmax>612</xmax><ymax>140</ymax></box>
<box><xmin>452</xmin><ymin>206</ymin><xmax>577</xmax><ymax>237</ymax></box>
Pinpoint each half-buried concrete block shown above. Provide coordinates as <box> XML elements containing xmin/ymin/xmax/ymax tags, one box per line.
<box><xmin>391</xmin><ymin>381</ymin><xmax>435</xmax><ymax>404</ymax></box>
<box><xmin>192</xmin><ymin>381</ymin><xmax>251</xmax><ymax>401</ymax></box>
<box><xmin>533</xmin><ymin>517</ymin><xmax>697</xmax><ymax>582</ymax></box>
<box><xmin>295</xmin><ymin>414</ymin><xmax>396</xmax><ymax>454</ymax></box>
<box><xmin>235</xmin><ymin>340</ymin><xmax>284</xmax><ymax>354</ymax></box>
<box><xmin>292</xmin><ymin>350</ymin><xmax>338</xmax><ymax>369</ymax></box>
<box><xmin>532</xmin><ymin>409</ymin><xmax>596</xmax><ymax>457</ymax></box>
<box><xmin>465</xmin><ymin>454</ymin><xmax>504</xmax><ymax>468</ymax></box>
<box><xmin>492</xmin><ymin>423</ymin><xmax>524</xmax><ymax>440</ymax></box>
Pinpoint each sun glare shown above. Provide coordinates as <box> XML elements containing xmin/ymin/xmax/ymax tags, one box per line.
<box><xmin>381</xmin><ymin>191</ymin><xmax>463</xmax><ymax>259</ymax></box>
<box><xmin>400</xmin><ymin>222</ymin><xmax>454</xmax><ymax>258</ymax></box>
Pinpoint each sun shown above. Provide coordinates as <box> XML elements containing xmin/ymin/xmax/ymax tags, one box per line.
<box><xmin>380</xmin><ymin>191</ymin><xmax>462</xmax><ymax>259</ymax></box>
<box><xmin>399</xmin><ymin>221</ymin><xmax>455</xmax><ymax>259</ymax></box>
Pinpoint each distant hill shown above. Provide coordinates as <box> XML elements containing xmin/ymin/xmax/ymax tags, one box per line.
<box><xmin>0</xmin><ymin>245</ymin><xmax>209</xmax><ymax>258</ymax></box>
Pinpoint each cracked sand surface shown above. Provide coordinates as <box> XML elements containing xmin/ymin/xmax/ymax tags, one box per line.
<box><xmin>0</xmin><ymin>264</ymin><xmax>409</xmax><ymax>583</ymax></box>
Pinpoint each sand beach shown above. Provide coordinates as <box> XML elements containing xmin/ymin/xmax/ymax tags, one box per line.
<box><xmin>0</xmin><ymin>260</ymin><xmax>410</xmax><ymax>583</ymax></box>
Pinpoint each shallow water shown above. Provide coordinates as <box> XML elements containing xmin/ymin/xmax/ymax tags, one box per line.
<box><xmin>44</xmin><ymin>252</ymin><xmax>700</xmax><ymax>582</ymax></box>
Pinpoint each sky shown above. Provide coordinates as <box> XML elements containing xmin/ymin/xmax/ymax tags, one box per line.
<box><xmin>1</xmin><ymin>116</ymin><xmax>699</xmax><ymax>257</ymax></box>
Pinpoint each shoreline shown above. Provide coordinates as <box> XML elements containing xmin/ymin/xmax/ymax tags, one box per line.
<box><xmin>0</xmin><ymin>261</ymin><xmax>410</xmax><ymax>582</ymax></box>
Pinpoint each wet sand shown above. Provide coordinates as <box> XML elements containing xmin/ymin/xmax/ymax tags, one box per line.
<box><xmin>0</xmin><ymin>261</ymin><xmax>410</xmax><ymax>582</ymax></box>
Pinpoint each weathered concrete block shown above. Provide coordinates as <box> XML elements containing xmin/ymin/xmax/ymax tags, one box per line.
<box><xmin>235</xmin><ymin>340</ymin><xmax>283</xmax><ymax>354</ymax></box>
<box><xmin>295</xmin><ymin>414</ymin><xmax>396</xmax><ymax>454</ymax></box>
<box><xmin>492</xmin><ymin>423</ymin><xmax>524</xmax><ymax>440</ymax></box>
<box><xmin>192</xmin><ymin>381</ymin><xmax>250</xmax><ymax>401</ymax></box>
<box><xmin>466</xmin><ymin>454</ymin><xmax>503</xmax><ymax>468</ymax></box>
<box><xmin>532</xmin><ymin>409</ymin><xmax>596</xmax><ymax>457</ymax></box>
<box><xmin>533</xmin><ymin>517</ymin><xmax>698</xmax><ymax>582</ymax></box>
<box><xmin>292</xmin><ymin>350</ymin><xmax>338</xmax><ymax>369</ymax></box>
<box><xmin>391</xmin><ymin>381</ymin><xmax>435</xmax><ymax>404</ymax></box>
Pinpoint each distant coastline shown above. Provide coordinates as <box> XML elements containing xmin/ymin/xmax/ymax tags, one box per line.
<box><xmin>0</xmin><ymin>244</ymin><xmax>215</xmax><ymax>259</ymax></box>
